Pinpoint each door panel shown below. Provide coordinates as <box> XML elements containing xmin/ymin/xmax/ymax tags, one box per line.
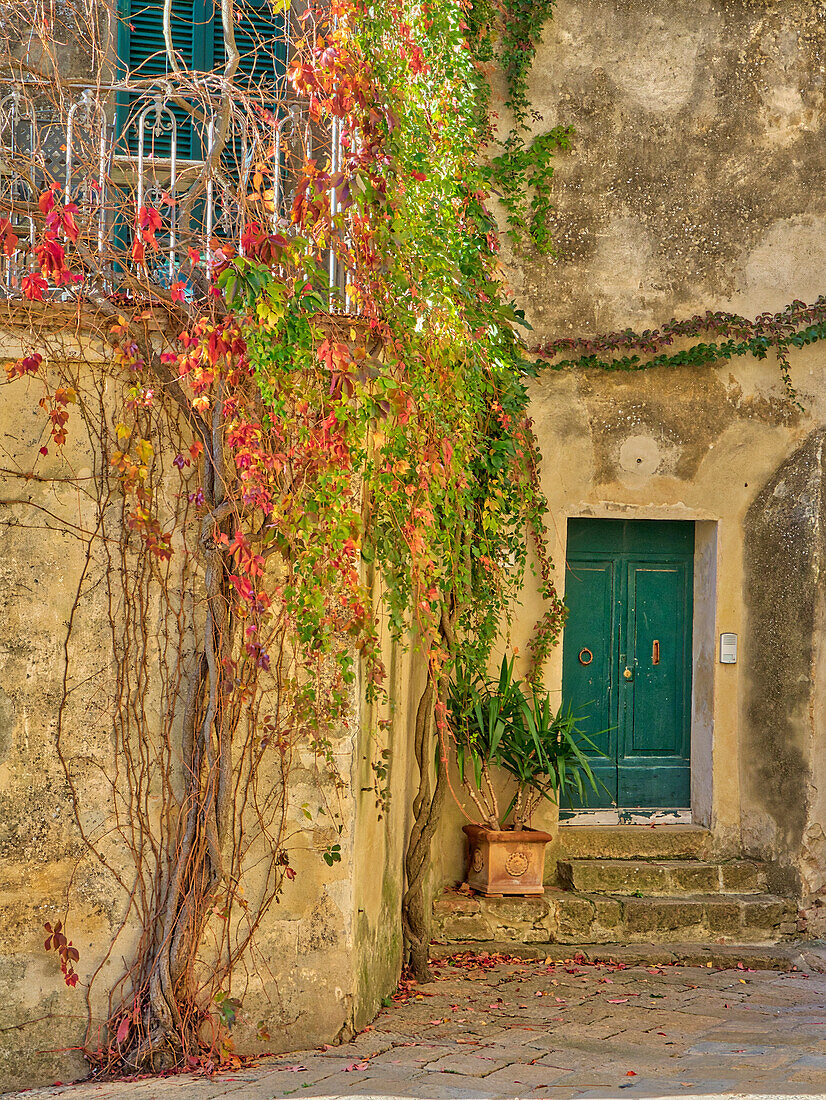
<box><xmin>562</xmin><ymin>520</ymin><xmax>693</xmax><ymax>810</ymax></box>
<box><xmin>627</xmin><ymin>562</ymin><xmax>691</xmax><ymax>756</ymax></box>
<box><xmin>560</xmin><ymin>559</ymin><xmax>617</xmax><ymax>806</ymax></box>
<box><xmin>620</xmin><ymin>560</ymin><xmax>692</xmax><ymax>806</ymax></box>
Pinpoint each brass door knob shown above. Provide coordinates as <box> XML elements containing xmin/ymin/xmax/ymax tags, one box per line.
<box><xmin>623</xmin><ymin>667</ymin><xmax>633</xmax><ymax>680</ymax></box>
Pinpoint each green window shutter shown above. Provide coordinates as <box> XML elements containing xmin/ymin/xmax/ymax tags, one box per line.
<box><xmin>117</xmin><ymin>0</ymin><xmax>205</xmax><ymax>159</ymax></box>
<box><xmin>117</xmin><ymin>1</ymin><xmax>287</xmax><ymax>160</ymax></box>
<box><xmin>119</xmin><ymin>0</ymin><xmax>198</xmax><ymax>78</ymax></box>
<box><xmin>210</xmin><ymin>0</ymin><xmax>289</xmax><ymax>188</ymax></box>
<box><xmin>212</xmin><ymin>0</ymin><xmax>288</xmax><ymax>88</ymax></box>
<box><xmin>115</xmin><ymin>0</ymin><xmax>290</xmax><ymax>263</ymax></box>
<box><xmin>118</xmin><ymin>1</ymin><xmax>288</xmax><ymax>91</ymax></box>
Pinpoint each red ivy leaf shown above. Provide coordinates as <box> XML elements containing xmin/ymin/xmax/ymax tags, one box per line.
<box><xmin>38</xmin><ymin>187</ymin><xmax>57</xmax><ymax>215</ymax></box>
<box><xmin>22</xmin><ymin>273</ymin><xmax>48</xmax><ymax>300</ymax></box>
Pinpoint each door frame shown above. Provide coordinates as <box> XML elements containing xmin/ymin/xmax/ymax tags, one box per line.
<box><xmin>558</xmin><ymin>510</ymin><xmax>718</xmax><ymax>827</ymax></box>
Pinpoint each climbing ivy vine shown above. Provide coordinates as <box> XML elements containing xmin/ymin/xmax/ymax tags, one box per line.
<box><xmin>4</xmin><ymin>0</ymin><xmax>568</xmax><ymax>1065</ymax></box>
<box><xmin>534</xmin><ymin>299</ymin><xmax>826</xmax><ymax>408</ymax></box>
<box><xmin>468</xmin><ymin>0</ymin><xmax>571</xmax><ymax>253</ymax></box>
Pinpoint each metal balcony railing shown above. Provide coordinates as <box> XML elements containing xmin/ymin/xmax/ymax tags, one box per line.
<box><xmin>0</xmin><ymin>79</ymin><xmax>351</xmax><ymax>307</ymax></box>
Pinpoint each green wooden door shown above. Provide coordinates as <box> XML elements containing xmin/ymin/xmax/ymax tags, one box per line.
<box><xmin>562</xmin><ymin>519</ymin><xmax>694</xmax><ymax>809</ymax></box>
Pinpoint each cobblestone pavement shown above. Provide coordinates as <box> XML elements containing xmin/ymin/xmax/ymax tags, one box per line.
<box><xmin>6</xmin><ymin>953</ymin><xmax>826</xmax><ymax>1100</ymax></box>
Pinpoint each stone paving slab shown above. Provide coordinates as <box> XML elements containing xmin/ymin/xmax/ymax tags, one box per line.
<box><xmin>5</xmin><ymin>953</ymin><xmax>826</xmax><ymax>1100</ymax></box>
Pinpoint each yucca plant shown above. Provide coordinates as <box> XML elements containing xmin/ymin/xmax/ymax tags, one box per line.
<box><xmin>447</xmin><ymin>655</ymin><xmax>601</xmax><ymax>830</ymax></box>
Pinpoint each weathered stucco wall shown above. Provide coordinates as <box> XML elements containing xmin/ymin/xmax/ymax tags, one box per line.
<box><xmin>0</xmin><ymin>321</ymin><xmax>411</xmax><ymax>1091</ymax></box>
<box><xmin>434</xmin><ymin>0</ymin><xmax>826</xmax><ymax>904</ymax></box>
<box><xmin>742</xmin><ymin>429</ymin><xmax>826</xmax><ymax>922</ymax></box>
<box><xmin>510</xmin><ymin>0</ymin><xmax>826</xmax><ymax>339</ymax></box>
<box><xmin>352</xmin><ymin>603</ymin><xmax>424</xmax><ymax>1033</ymax></box>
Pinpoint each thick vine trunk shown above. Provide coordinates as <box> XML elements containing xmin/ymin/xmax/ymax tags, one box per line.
<box><xmin>123</xmin><ymin>436</ymin><xmax>236</xmax><ymax>1069</ymax></box>
<box><xmin>401</xmin><ymin>678</ymin><xmax>445</xmax><ymax>981</ymax></box>
<box><xmin>401</xmin><ymin>600</ymin><xmax>463</xmax><ymax>982</ymax></box>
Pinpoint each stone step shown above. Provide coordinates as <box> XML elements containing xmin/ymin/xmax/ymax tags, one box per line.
<box><xmin>555</xmin><ymin>890</ymin><xmax>798</xmax><ymax>944</ymax></box>
<box><xmin>433</xmin><ymin>889</ymin><xmax>798</xmax><ymax>947</ymax></box>
<box><xmin>551</xmin><ymin>824</ymin><xmax>712</xmax><ymax>863</ymax></box>
<box><xmin>430</xmin><ymin>940</ymin><xmax>826</xmax><ymax>973</ymax></box>
<box><xmin>557</xmin><ymin>858</ymin><xmax>767</xmax><ymax>896</ymax></box>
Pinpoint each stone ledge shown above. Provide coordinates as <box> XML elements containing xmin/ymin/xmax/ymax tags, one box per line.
<box><xmin>550</xmin><ymin>824</ymin><xmax>712</xmax><ymax>863</ymax></box>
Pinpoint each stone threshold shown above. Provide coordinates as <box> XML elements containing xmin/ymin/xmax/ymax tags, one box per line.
<box><xmin>430</xmin><ymin>938</ymin><xmax>826</xmax><ymax>972</ymax></box>
<box><xmin>560</xmin><ymin>809</ymin><xmax>693</xmax><ymax>825</ymax></box>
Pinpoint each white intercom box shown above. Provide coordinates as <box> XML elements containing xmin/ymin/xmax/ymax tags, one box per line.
<box><xmin>720</xmin><ymin>633</ymin><xmax>738</xmax><ymax>664</ymax></box>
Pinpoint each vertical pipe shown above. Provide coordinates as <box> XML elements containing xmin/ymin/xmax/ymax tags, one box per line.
<box><xmin>168</xmin><ymin>111</ymin><xmax>177</xmax><ymax>278</ymax></box>
<box><xmin>328</xmin><ymin>114</ymin><xmax>338</xmax><ymax>299</ymax></box>
<box><xmin>238</xmin><ymin>130</ymin><xmax>249</xmax><ymax>254</ymax></box>
<box><xmin>0</xmin><ymin>90</ymin><xmax>18</xmax><ymax>291</ymax></box>
<box><xmin>98</xmin><ymin>122</ymin><xmax>109</xmax><ymax>275</ymax></box>
<box><xmin>302</xmin><ymin>120</ymin><xmax>313</xmax><ymax>262</ymax></box>
<box><xmin>343</xmin><ymin>127</ymin><xmax>352</xmax><ymax>313</ymax></box>
<box><xmin>65</xmin><ymin>102</ymin><xmax>76</xmax><ymax>199</ymax></box>
<box><xmin>205</xmin><ymin>116</ymin><xmax>215</xmax><ymax>276</ymax></box>
<box><xmin>272</xmin><ymin>120</ymin><xmax>282</xmax><ymax>229</ymax></box>
<box><xmin>136</xmin><ymin>108</ymin><xmax>147</xmax><ymax>216</ymax></box>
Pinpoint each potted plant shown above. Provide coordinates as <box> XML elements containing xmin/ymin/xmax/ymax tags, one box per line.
<box><xmin>448</xmin><ymin>656</ymin><xmax>600</xmax><ymax>897</ymax></box>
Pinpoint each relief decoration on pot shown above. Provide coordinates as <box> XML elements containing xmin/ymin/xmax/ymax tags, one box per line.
<box><xmin>505</xmin><ymin>849</ymin><xmax>529</xmax><ymax>877</ymax></box>
<box><xmin>471</xmin><ymin>847</ymin><xmax>484</xmax><ymax>873</ymax></box>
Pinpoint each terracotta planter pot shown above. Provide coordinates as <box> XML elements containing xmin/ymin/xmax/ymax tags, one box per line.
<box><xmin>463</xmin><ymin>823</ymin><xmax>553</xmax><ymax>897</ymax></box>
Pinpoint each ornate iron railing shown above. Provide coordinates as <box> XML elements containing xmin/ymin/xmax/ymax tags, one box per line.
<box><xmin>0</xmin><ymin>80</ymin><xmax>349</xmax><ymax>306</ymax></box>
